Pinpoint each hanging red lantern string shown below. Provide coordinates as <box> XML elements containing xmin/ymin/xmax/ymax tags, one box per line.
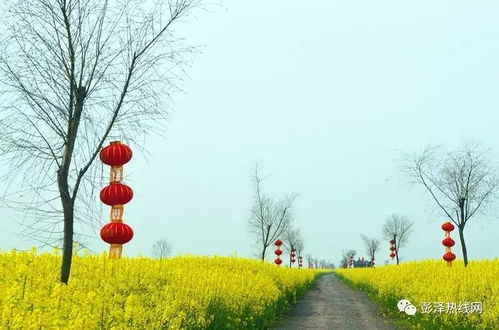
<box><xmin>298</xmin><ymin>256</ymin><xmax>303</xmax><ymax>269</ymax></box>
<box><xmin>349</xmin><ymin>254</ymin><xmax>354</xmax><ymax>268</ymax></box>
<box><xmin>290</xmin><ymin>248</ymin><xmax>296</xmax><ymax>266</ymax></box>
<box><xmin>389</xmin><ymin>238</ymin><xmax>396</xmax><ymax>260</ymax></box>
<box><xmin>441</xmin><ymin>222</ymin><xmax>456</xmax><ymax>267</ymax></box>
<box><xmin>99</xmin><ymin>141</ymin><xmax>134</xmax><ymax>259</ymax></box>
<box><xmin>274</xmin><ymin>239</ymin><xmax>283</xmax><ymax>266</ymax></box>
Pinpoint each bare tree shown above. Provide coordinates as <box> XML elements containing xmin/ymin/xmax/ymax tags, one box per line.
<box><xmin>306</xmin><ymin>254</ymin><xmax>319</xmax><ymax>269</ymax></box>
<box><xmin>283</xmin><ymin>226</ymin><xmax>302</xmax><ymax>267</ymax></box>
<box><xmin>340</xmin><ymin>249</ymin><xmax>356</xmax><ymax>268</ymax></box>
<box><xmin>0</xmin><ymin>0</ymin><xmax>203</xmax><ymax>283</ymax></box>
<box><xmin>382</xmin><ymin>214</ymin><xmax>413</xmax><ymax>265</ymax></box>
<box><xmin>152</xmin><ymin>238</ymin><xmax>172</xmax><ymax>260</ymax></box>
<box><xmin>305</xmin><ymin>254</ymin><xmax>313</xmax><ymax>268</ymax></box>
<box><xmin>360</xmin><ymin>234</ymin><xmax>380</xmax><ymax>267</ymax></box>
<box><xmin>294</xmin><ymin>237</ymin><xmax>304</xmax><ymax>267</ymax></box>
<box><xmin>403</xmin><ymin>142</ymin><xmax>499</xmax><ymax>266</ymax></box>
<box><xmin>248</xmin><ymin>163</ymin><xmax>296</xmax><ymax>261</ymax></box>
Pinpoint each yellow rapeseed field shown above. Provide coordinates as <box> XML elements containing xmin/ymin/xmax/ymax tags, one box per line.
<box><xmin>335</xmin><ymin>259</ymin><xmax>499</xmax><ymax>330</ymax></box>
<box><xmin>0</xmin><ymin>249</ymin><xmax>320</xmax><ymax>329</ymax></box>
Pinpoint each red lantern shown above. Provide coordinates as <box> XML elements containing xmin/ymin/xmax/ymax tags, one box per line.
<box><xmin>100</xmin><ymin>183</ymin><xmax>134</xmax><ymax>206</ymax></box>
<box><xmin>100</xmin><ymin>141</ymin><xmax>133</xmax><ymax>166</ymax></box>
<box><xmin>291</xmin><ymin>258</ymin><xmax>296</xmax><ymax>263</ymax></box>
<box><xmin>274</xmin><ymin>242</ymin><xmax>283</xmax><ymax>266</ymax></box>
<box><xmin>441</xmin><ymin>222</ymin><xmax>455</xmax><ymax>232</ymax></box>
<box><xmin>100</xmin><ymin>222</ymin><xmax>134</xmax><ymax>244</ymax></box>
<box><xmin>442</xmin><ymin>237</ymin><xmax>455</xmax><ymax>247</ymax></box>
<box><xmin>389</xmin><ymin>238</ymin><xmax>396</xmax><ymax>261</ymax></box>
<box><xmin>441</xmin><ymin>222</ymin><xmax>457</xmax><ymax>266</ymax></box>
<box><xmin>291</xmin><ymin>252</ymin><xmax>296</xmax><ymax>257</ymax></box>
<box><xmin>100</xmin><ymin>141</ymin><xmax>134</xmax><ymax>259</ymax></box>
<box><xmin>443</xmin><ymin>252</ymin><xmax>456</xmax><ymax>262</ymax></box>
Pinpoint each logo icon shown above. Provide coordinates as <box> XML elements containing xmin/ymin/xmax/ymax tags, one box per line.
<box><xmin>397</xmin><ymin>299</ymin><xmax>417</xmax><ymax>315</ymax></box>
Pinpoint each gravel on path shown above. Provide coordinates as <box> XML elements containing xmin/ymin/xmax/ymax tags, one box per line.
<box><xmin>271</xmin><ymin>273</ymin><xmax>398</xmax><ymax>330</ymax></box>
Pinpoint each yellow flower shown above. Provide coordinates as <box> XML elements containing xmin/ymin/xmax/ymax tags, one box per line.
<box><xmin>336</xmin><ymin>259</ymin><xmax>499</xmax><ymax>329</ymax></box>
<box><xmin>0</xmin><ymin>250</ymin><xmax>320</xmax><ymax>329</ymax></box>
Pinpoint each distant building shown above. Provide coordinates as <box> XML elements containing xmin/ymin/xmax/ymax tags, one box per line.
<box><xmin>353</xmin><ymin>257</ymin><xmax>373</xmax><ymax>268</ymax></box>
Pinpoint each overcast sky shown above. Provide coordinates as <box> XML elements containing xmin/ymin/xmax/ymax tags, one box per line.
<box><xmin>1</xmin><ymin>1</ymin><xmax>499</xmax><ymax>266</ymax></box>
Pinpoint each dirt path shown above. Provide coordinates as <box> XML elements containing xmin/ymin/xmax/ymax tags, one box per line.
<box><xmin>271</xmin><ymin>273</ymin><xmax>397</xmax><ymax>330</ymax></box>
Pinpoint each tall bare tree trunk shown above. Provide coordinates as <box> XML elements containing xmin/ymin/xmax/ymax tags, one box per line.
<box><xmin>395</xmin><ymin>235</ymin><xmax>401</xmax><ymax>265</ymax></box>
<box><xmin>58</xmin><ymin>159</ymin><xmax>75</xmax><ymax>284</ymax></box>
<box><xmin>58</xmin><ymin>88</ymin><xmax>85</xmax><ymax>284</ymax></box>
<box><xmin>458</xmin><ymin>200</ymin><xmax>469</xmax><ymax>267</ymax></box>
<box><xmin>458</xmin><ymin>226</ymin><xmax>468</xmax><ymax>267</ymax></box>
<box><xmin>58</xmin><ymin>164</ymin><xmax>75</xmax><ymax>284</ymax></box>
<box><xmin>60</xmin><ymin>199</ymin><xmax>74</xmax><ymax>284</ymax></box>
<box><xmin>261</xmin><ymin>224</ymin><xmax>271</xmax><ymax>261</ymax></box>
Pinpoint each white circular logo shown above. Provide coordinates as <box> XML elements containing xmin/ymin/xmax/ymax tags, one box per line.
<box><xmin>397</xmin><ymin>299</ymin><xmax>417</xmax><ymax>315</ymax></box>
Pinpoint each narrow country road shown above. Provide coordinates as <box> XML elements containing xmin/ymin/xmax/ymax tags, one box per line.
<box><xmin>272</xmin><ymin>274</ymin><xmax>397</xmax><ymax>330</ymax></box>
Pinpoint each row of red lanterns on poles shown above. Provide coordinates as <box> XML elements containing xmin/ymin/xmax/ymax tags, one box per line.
<box><xmin>348</xmin><ymin>256</ymin><xmax>375</xmax><ymax>268</ymax></box>
<box><xmin>274</xmin><ymin>239</ymin><xmax>305</xmax><ymax>268</ymax></box>
<box><xmin>97</xmin><ymin>142</ymin><xmax>461</xmax><ymax>268</ymax></box>
<box><xmin>97</xmin><ymin>142</ymin><xmax>311</xmax><ymax>266</ymax></box>
<box><xmin>386</xmin><ymin>222</ymin><xmax>458</xmax><ymax>267</ymax></box>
